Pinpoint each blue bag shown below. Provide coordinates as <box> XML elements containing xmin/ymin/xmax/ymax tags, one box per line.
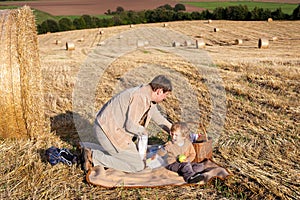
<box><xmin>46</xmin><ymin>146</ymin><xmax>77</xmax><ymax>166</ymax></box>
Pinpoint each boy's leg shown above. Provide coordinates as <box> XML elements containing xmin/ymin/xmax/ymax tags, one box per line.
<box><xmin>167</xmin><ymin>162</ymin><xmax>200</xmax><ymax>183</ymax></box>
<box><xmin>179</xmin><ymin>162</ymin><xmax>196</xmax><ymax>182</ymax></box>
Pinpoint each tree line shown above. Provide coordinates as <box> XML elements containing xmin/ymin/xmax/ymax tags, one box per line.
<box><xmin>37</xmin><ymin>4</ymin><xmax>300</xmax><ymax>34</ymax></box>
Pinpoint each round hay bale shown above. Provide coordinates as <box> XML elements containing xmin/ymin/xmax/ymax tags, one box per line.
<box><xmin>0</xmin><ymin>6</ymin><xmax>48</xmax><ymax>139</ymax></box>
<box><xmin>214</xmin><ymin>28</ymin><xmax>219</xmax><ymax>32</ymax></box>
<box><xmin>97</xmin><ymin>41</ymin><xmax>105</xmax><ymax>46</ymax></box>
<box><xmin>66</xmin><ymin>42</ymin><xmax>75</xmax><ymax>50</ymax></box>
<box><xmin>137</xmin><ymin>40</ymin><xmax>145</xmax><ymax>47</ymax></box>
<box><xmin>271</xmin><ymin>36</ymin><xmax>278</xmax><ymax>41</ymax></box>
<box><xmin>235</xmin><ymin>39</ymin><xmax>243</xmax><ymax>45</ymax></box>
<box><xmin>55</xmin><ymin>40</ymin><xmax>62</xmax><ymax>45</ymax></box>
<box><xmin>196</xmin><ymin>39</ymin><xmax>205</xmax><ymax>48</ymax></box>
<box><xmin>130</xmin><ymin>24</ymin><xmax>134</xmax><ymax>28</ymax></box>
<box><xmin>99</xmin><ymin>30</ymin><xmax>104</xmax><ymax>35</ymax></box>
<box><xmin>208</xmin><ymin>19</ymin><xmax>212</xmax><ymax>24</ymax></box>
<box><xmin>172</xmin><ymin>41</ymin><xmax>180</xmax><ymax>47</ymax></box>
<box><xmin>184</xmin><ymin>40</ymin><xmax>192</xmax><ymax>46</ymax></box>
<box><xmin>258</xmin><ymin>38</ymin><xmax>269</xmax><ymax>49</ymax></box>
<box><xmin>163</xmin><ymin>23</ymin><xmax>168</xmax><ymax>27</ymax></box>
<box><xmin>77</xmin><ymin>38</ymin><xmax>84</xmax><ymax>42</ymax></box>
<box><xmin>268</xmin><ymin>18</ymin><xmax>273</xmax><ymax>22</ymax></box>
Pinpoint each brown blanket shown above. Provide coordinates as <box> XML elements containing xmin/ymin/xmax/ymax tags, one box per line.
<box><xmin>86</xmin><ymin>159</ymin><xmax>231</xmax><ymax>188</ymax></box>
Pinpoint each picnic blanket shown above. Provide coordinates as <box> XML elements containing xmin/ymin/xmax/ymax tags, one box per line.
<box><xmin>86</xmin><ymin>159</ymin><xmax>231</xmax><ymax>188</ymax></box>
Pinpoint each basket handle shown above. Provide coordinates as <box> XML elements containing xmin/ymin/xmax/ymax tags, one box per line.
<box><xmin>199</xmin><ymin>123</ymin><xmax>208</xmax><ymax>141</ymax></box>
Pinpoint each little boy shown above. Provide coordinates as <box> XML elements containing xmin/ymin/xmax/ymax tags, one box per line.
<box><xmin>156</xmin><ymin>122</ymin><xmax>204</xmax><ymax>183</ymax></box>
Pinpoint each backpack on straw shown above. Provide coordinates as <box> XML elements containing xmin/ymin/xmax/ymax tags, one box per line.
<box><xmin>45</xmin><ymin>146</ymin><xmax>77</xmax><ymax>166</ymax></box>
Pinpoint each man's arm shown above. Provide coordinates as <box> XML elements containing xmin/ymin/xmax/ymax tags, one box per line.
<box><xmin>151</xmin><ymin>105</ymin><xmax>172</xmax><ymax>132</ymax></box>
<box><xmin>124</xmin><ymin>94</ymin><xmax>148</xmax><ymax>136</ymax></box>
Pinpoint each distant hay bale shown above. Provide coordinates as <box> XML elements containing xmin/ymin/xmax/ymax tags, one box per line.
<box><xmin>55</xmin><ymin>40</ymin><xmax>62</xmax><ymax>45</ymax></box>
<box><xmin>271</xmin><ymin>36</ymin><xmax>278</xmax><ymax>41</ymax></box>
<box><xmin>208</xmin><ymin>19</ymin><xmax>212</xmax><ymax>24</ymax></box>
<box><xmin>77</xmin><ymin>38</ymin><xmax>84</xmax><ymax>42</ymax></box>
<box><xmin>130</xmin><ymin>24</ymin><xmax>134</xmax><ymax>28</ymax></box>
<box><xmin>235</xmin><ymin>39</ymin><xmax>243</xmax><ymax>45</ymax></box>
<box><xmin>137</xmin><ymin>40</ymin><xmax>145</xmax><ymax>47</ymax></box>
<box><xmin>163</xmin><ymin>23</ymin><xmax>168</xmax><ymax>27</ymax></box>
<box><xmin>196</xmin><ymin>34</ymin><xmax>204</xmax><ymax>38</ymax></box>
<box><xmin>258</xmin><ymin>38</ymin><xmax>269</xmax><ymax>49</ymax></box>
<box><xmin>184</xmin><ymin>40</ymin><xmax>192</xmax><ymax>46</ymax></box>
<box><xmin>66</xmin><ymin>42</ymin><xmax>75</xmax><ymax>50</ymax></box>
<box><xmin>196</xmin><ymin>39</ymin><xmax>205</xmax><ymax>48</ymax></box>
<box><xmin>214</xmin><ymin>28</ymin><xmax>219</xmax><ymax>32</ymax></box>
<box><xmin>0</xmin><ymin>6</ymin><xmax>48</xmax><ymax>139</ymax></box>
<box><xmin>268</xmin><ymin>18</ymin><xmax>273</xmax><ymax>22</ymax></box>
<box><xmin>172</xmin><ymin>41</ymin><xmax>180</xmax><ymax>47</ymax></box>
<box><xmin>97</xmin><ymin>41</ymin><xmax>105</xmax><ymax>46</ymax></box>
<box><xmin>99</xmin><ymin>30</ymin><xmax>104</xmax><ymax>35</ymax></box>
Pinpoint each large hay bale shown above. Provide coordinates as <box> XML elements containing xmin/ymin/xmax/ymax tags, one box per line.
<box><xmin>258</xmin><ymin>38</ymin><xmax>269</xmax><ymax>49</ymax></box>
<box><xmin>172</xmin><ymin>41</ymin><xmax>180</xmax><ymax>47</ymax></box>
<box><xmin>196</xmin><ymin>39</ymin><xmax>205</xmax><ymax>48</ymax></box>
<box><xmin>184</xmin><ymin>40</ymin><xmax>192</xmax><ymax>46</ymax></box>
<box><xmin>55</xmin><ymin>40</ymin><xmax>62</xmax><ymax>45</ymax></box>
<box><xmin>214</xmin><ymin>28</ymin><xmax>220</xmax><ymax>32</ymax></box>
<box><xmin>0</xmin><ymin>6</ymin><xmax>48</xmax><ymax>139</ymax></box>
<box><xmin>66</xmin><ymin>42</ymin><xmax>75</xmax><ymax>50</ymax></box>
<box><xmin>235</xmin><ymin>39</ymin><xmax>243</xmax><ymax>45</ymax></box>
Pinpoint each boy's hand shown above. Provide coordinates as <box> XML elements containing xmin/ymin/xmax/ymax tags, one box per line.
<box><xmin>178</xmin><ymin>154</ymin><xmax>187</xmax><ymax>163</ymax></box>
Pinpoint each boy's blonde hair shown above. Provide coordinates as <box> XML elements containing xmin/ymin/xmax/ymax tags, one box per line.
<box><xmin>170</xmin><ymin>122</ymin><xmax>189</xmax><ymax>138</ymax></box>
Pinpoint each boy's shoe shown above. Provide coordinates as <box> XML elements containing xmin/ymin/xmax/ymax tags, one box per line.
<box><xmin>187</xmin><ymin>172</ymin><xmax>205</xmax><ymax>184</ymax></box>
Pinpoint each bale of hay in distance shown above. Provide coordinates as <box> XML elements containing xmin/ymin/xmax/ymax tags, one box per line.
<box><xmin>235</xmin><ymin>39</ymin><xmax>243</xmax><ymax>45</ymax></box>
<box><xmin>163</xmin><ymin>23</ymin><xmax>168</xmax><ymax>27</ymax></box>
<box><xmin>172</xmin><ymin>41</ymin><xmax>180</xmax><ymax>47</ymax></box>
<box><xmin>214</xmin><ymin>28</ymin><xmax>219</xmax><ymax>32</ymax></box>
<box><xmin>55</xmin><ymin>40</ymin><xmax>62</xmax><ymax>45</ymax></box>
<box><xmin>196</xmin><ymin>39</ymin><xmax>205</xmax><ymax>48</ymax></box>
<box><xmin>0</xmin><ymin>6</ymin><xmax>48</xmax><ymax>139</ymax></box>
<box><xmin>258</xmin><ymin>38</ymin><xmax>269</xmax><ymax>48</ymax></box>
<box><xmin>99</xmin><ymin>30</ymin><xmax>104</xmax><ymax>35</ymax></box>
<box><xmin>184</xmin><ymin>40</ymin><xmax>192</xmax><ymax>46</ymax></box>
<box><xmin>208</xmin><ymin>19</ymin><xmax>212</xmax><ymax>24</ymax></box>
<box><xmin>268</xmin><ymin>18</ymin><xmax>273</xmax><ymax>22</ymax></box>
<box><xmin>66</xmin><ymin>42</ymin><xmax>75</xmax><ymax>50</ymax></box>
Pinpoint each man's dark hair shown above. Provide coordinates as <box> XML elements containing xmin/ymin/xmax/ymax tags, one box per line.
<box><xmin>149</xmin><ymin>75</ymin><xmax>172</xmax><ymax>93</ymax></box>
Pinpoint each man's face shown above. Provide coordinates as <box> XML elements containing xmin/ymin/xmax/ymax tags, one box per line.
<box><xmin>154</xmin><ymin>89</ymin><xmax>170</xmax><ymax>103</ymax></box>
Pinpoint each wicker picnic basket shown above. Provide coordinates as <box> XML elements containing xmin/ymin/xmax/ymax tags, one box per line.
<box><xmin>192</xmin><ymin>124</ymin><xmax>213</xmax><ymax>163</ymax></box>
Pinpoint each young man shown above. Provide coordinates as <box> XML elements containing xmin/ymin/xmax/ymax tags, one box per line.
<box><xmin>83</xmin><ymin>75</ymin><xmax>172</xmax><ymax>173</ymax></box>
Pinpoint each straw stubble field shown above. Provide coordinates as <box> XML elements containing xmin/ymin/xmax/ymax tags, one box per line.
<box><xmin>1</xmin><ymin>16</ymin><xmax>300</xmax><ymax>199</ymax></box>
